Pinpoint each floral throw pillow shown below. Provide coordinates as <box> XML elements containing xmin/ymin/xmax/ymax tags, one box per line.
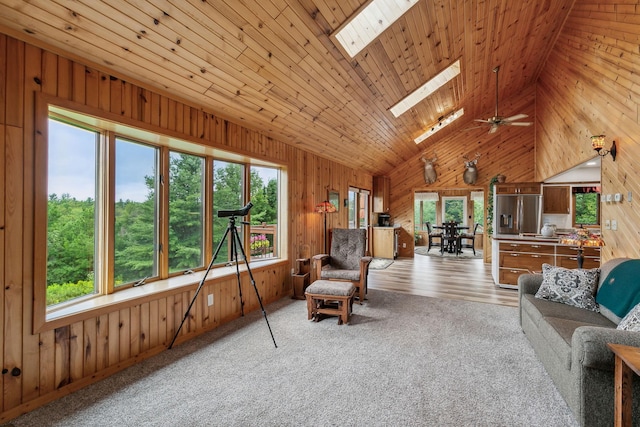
<box><xmin>535</xmin><ymin>263</ymin><xmax>600</xmax><ymax>312</ymax></box>
<box><xmin>617</xmin><ymin>303</ymin><xmax>640</xmax><ymax>331</ymax></box>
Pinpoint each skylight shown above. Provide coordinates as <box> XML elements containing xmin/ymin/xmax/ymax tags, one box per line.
<box><xmin>391</xmin><ymin>60</ymin><xmax>461</xmax><ymax>118</ymax></box>
<box><xmin>333</xmin><ymin>0</ymin><xmax>420</xmax><ymax>58</ymax></box>
<box><xmin>414</xmin><ymin>108</ymin><xmax>464</xmax><ymax>144</ymax></box>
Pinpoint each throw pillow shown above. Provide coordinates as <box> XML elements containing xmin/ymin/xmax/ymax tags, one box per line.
<box><xmin>617</xmin><ymin>302</ymin><xmax>640</xmax><ymax>331</ymax></box>
<box><xmin>535</xmin><ymin>263</ymin><xmax>600</xmax><ymax>312</ymax></box>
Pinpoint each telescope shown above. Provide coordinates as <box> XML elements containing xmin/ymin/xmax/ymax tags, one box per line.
<box><xmin>217</xmin><ymin>202</ymin><xmax>253</xmax><ymax>218</ymax></box>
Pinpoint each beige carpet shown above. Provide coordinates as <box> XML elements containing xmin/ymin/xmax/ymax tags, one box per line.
<box><xmin>9</xmin><ymin>289</ymin><xmax>577</xmax><ymax>427</ymax></box>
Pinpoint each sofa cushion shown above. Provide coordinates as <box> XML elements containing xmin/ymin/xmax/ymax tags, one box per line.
<box><xmin>535</xmin><ymin>264</ymin><xmax>600</xmax><ymax>312</ymax></box>
<box><xmin>596</xmin><ymin>259</ymin><xmax>640</xmax><ymax>320</ymax></box>
<box><xmin>522</xmin><ymin>294</ymin><xmax>612</xmax><ymax>326</ymax></box>
<box><xmin>618</xmin><ymin>302</ymin><xmax>640</xmax><ymax>331</ymax></box>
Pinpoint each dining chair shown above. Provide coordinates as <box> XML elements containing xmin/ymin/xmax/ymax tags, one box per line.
<box><xmin>459</xmin><ymin>223</ymin><xmax>481</xmax><ymax>255</ymax></box>
<box><xmin>441</xmin><ymin>221</ymin><xmax>461</xmax><ymax>255</ymax></box>
<box><xmin>425</xmin><ymin>222</ymin><xmax>442</xmax><ymax>253</ymax></box>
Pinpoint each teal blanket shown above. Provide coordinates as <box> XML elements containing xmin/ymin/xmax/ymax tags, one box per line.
<box><xmin>596</xmin><ymin>259</ymin><xmax>640</xmax><ymax>318</ymax></box>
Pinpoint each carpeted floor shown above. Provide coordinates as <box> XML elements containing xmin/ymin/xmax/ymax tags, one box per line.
<box><xmin>415</xmin><ymin>246</ymin><xmax>483</xmax><ymax>259</ymax></box>
<box><xmin>7</xmin><ymin>289</ymin><xmax>577</xmax><ymax>427</ymax></box>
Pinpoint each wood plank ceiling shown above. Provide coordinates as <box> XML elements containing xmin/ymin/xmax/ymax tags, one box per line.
<box><xmin>0</xmin><ymin>0</ymin><xmax>575</xmax><ymax>176</ymax></box>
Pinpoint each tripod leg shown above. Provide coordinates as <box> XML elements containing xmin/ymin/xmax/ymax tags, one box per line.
<box><xmin>232</xmin><ymin>225</ymin><xmax>278</xmax><ymax>348</ymax></box>
<box><xmin>168</xmin><ymin>222</ymin><xmax>232</xmax><ymax>349</ymax></box>
<box><xmin>230</xmin><ymin>225</ymin><xmax>245</xmax><ymax>316</ymax></box>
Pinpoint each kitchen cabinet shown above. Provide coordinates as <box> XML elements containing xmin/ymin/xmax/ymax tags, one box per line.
<box><xmin>494</xmin><ymin>182</ymin><xmax>541</xmax><ymax>195</ymax></box>
<box><xmin>556</xmin><ymin>245</ymin><xmax>601</xmax><ymax>269</ymax></box>
<box><xmin>372</xmin><ymin>226</ymin><xmax>398</xmax><ymax>259</ymax></box>
<box><xmin>492</xmin><ymin>237</ymin><xmax>601</xmax><ymax>288</ymax></box>
<box><xmin>373</xmin><ymin>176</ymin><xmax>390</xmax><ymax>213</ymax></box>
<box><xmin>543</xmin><ymin>186</ymin><xmax>570</xmax><ymax>214</ymax></box>
<box><xmin>498</xmin><ymin>242</ymin><xmax>555</xmax><ymax>288</ymax></box>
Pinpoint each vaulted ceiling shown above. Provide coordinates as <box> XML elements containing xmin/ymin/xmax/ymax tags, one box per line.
<box><xmin>0</xmin><ymin>0</ymin><xmax>576</xmax><ymax>175</ymax></box>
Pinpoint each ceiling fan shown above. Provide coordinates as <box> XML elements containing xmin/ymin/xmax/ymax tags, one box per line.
<box><xmin>473</xmin><ymin>66</ymin><xmax>532</xmax><ymax>134</ymax></box>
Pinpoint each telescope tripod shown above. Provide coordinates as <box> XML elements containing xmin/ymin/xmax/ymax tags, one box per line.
<box><xmin>169</xmin><ymin>214</ymin><xmax>277</xmax><ymax>349</ymax></box>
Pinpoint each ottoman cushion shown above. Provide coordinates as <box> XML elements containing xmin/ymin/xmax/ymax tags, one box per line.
<box><xmin>306</xmin><ymin>280</ymin><xmax>354</xmax><ymax>296</ymax></box>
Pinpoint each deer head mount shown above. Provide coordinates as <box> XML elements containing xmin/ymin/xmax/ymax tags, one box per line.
<box><xmin>421</xmin><ymin>153</ymin><xmax>438</xmax><ymax>184</ymax></box>
<box><xmin>462</xmin><ymin>153</ymin><xmax>481</xmax><ymax>185</ymax></box>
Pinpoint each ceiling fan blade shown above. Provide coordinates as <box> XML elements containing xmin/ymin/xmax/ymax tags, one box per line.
<box><xmin>503</xmin><ymin>113</ymin><xmax>528</xmax><ymax>122</ymax></box>
<box><xmin>474</xmin><ymin>119</ymin><xmax>492</xmax><ymax>123</ymax></box>
<box><xmin>508</xmin><ymin>122</ymin><xmax>533</xmax><ymax>127</ymax></box>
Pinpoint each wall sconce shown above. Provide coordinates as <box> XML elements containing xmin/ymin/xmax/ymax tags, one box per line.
<box><xmin>591</xmin><ymin>135</ymin><xmax>617</xmax><ymax>161</ymax></box>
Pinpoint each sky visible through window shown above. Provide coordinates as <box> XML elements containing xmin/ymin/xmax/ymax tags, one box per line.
<box><xmin>48</xmin><ymin>119</ymin><xmax>278</xmax><ymax>202</ymax></box>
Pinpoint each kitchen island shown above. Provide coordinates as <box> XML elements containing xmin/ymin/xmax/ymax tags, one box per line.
<box><xmin>491</xmin><ymin>234</ymin><xmax>601</xmax><ymax>289</ymax></box>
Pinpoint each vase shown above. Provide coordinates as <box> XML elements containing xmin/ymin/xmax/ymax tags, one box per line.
<box><xmin>496</xmin><ymin>174</ymin><xmax>506</xmax><ymax>183</ymax></box>
<box><xmin>541</xmin><ymin>223</ymin><xmax>556</xmax><ymax>237</ymax></box>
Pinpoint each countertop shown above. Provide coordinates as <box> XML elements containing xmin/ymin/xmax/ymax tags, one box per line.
<box><xmin>492</xmin><ymin>234</ymin><xmax>574</xmax><ymax>245</ymax></box>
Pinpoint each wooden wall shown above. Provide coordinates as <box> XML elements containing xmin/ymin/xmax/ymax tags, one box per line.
<box><xmin>0</xmin><ymin>33</ymin><xmax>371</xmax><ymax>421</ymax></box>
<box><xmin>536</xmin><ymin>1</ymin><xmax>640</xmax><ymax>262</ymax></box>
<box><xmin>388</xmin><ymin>84</ymin><xmax>537</xmax><ymax>258</ymax></box>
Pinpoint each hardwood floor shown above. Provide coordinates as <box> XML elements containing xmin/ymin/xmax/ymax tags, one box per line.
<box><xmin>368</xmin><ymin>250</ymin><xmax>519</xmax><ymax>307</ymax></box>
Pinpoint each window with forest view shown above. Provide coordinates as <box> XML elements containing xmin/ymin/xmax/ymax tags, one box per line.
<box><xmin>46</xmin><ymin>119</ymin><xmax>98</xmax><ymax>305</ymax></box>
<box><xmin>169</xmin><ymin>151</ymin><xmax>205</xmax><ymax>273</ymax></box>
<box><xmin>573</xmin><ymin>188</ymin><xmax>600</xmax><ymax>226</ymax></box>
<box><xmin>414</xmin><ymin>192</ymin><xmax>437</xmax><ymax>231</ymax></box>
<box><xmin>43</xmin><ymin>108</ymin><xmax>283</xmax><ymax>310</ymax></box>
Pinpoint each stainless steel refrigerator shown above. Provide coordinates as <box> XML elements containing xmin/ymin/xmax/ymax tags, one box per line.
<box><xmin>494</xmin><ymin>194</ymin><xmax>542</xmax><ymax>234</ymax></box>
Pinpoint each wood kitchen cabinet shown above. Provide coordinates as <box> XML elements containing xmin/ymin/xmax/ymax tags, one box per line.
<box><xmin>498</xmin><ymin>242</ymin><xmax>554</xmax><ymax>287</ymax></box>
<box><xmin>543</xmin><ymin>186</ymin><xmax>570</xmax><ymax>214</ymax></box>
<box><xmin>372</xmin><ymin>227</ymin><xmax>398</xmax><ymax>259</ymax></box>
<box><xmin>556</xmin><ymin>245</ymin><xmax>601</xmax><ymax>269</ymax></box>
<box><xmin>373</xmin><ymin>176</ymin><xmax>390</xmax><ymax>213</ymax></box>
<box><xmin>493</xmin><ymin>238</ymin><xmax>601</xmax><ymax>288</ymax></box>
<box><xmin>494</xmin><ymin>182</ymin><xmax>541</xmax><ymax>194</ymax></box>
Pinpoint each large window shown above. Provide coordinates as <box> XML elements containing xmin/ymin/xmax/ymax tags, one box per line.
<box><xmin>471</xmin><ymin>191</ymin><xmax>485</xmax><ymax>227</ymax></box>
<box><xmin>441</xmin><ymin>196</ymin><xmax>467</xmax><ymax>224</ymax></box>
<box><xmin>114</xmin><ymin>138</ymin><xmax>159</xmax><ymax>286</ymax></box>
<box><xmin>414</xmin><ymin>192</ymin><xmax>437</xmax><ymax>231</ymax></box>
<box><xmin>168</xmin><ymin>151</ymin><xmax>205</xmax><ymax>273</ymax></box>
<box><xmin>46</xmin><ymin>119</ymin><xmax>98</xmax><ymax>305</ymax></box>
<box><xmin>40</xmin><ymin>104</ymin><xmax>283</xmax><ymax>313</ymax></box>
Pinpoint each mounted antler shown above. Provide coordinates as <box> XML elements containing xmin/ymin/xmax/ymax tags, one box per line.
<box><xmin>421</xmin><ymin>152</ymin><xmax>438</xmax><ymax>184</ymax></box>
<box><xmin>462</xmin><ymin>153</ymin><xmax>481</xmax><ymax>185</ymax></box>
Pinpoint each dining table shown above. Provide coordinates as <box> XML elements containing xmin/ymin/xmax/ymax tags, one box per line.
<box><xmin>434</xmin><ymin>223</ymin><xmax>469</xmax><ymax>253</ymax></box>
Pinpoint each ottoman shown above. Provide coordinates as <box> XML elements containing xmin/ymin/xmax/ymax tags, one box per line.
<box><xmin>305</xmin><ymin>280</ymin><xmax>356</xmax><ymax>325</ymax></box>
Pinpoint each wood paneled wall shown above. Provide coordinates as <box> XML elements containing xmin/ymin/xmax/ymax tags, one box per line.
<box><xmin>0</xmin><ymin>34</ymin><xmax>371</xmax><ymax>421</ymax></box>
<box><xmin>388</xmin><ymin>85</ymin><xmax>537</xmax><ymax>258</ymax></box>
<box><xmin>536</xmin><ymin>1</ymin><xmax>640</xmax><ymax>262</ymax></box>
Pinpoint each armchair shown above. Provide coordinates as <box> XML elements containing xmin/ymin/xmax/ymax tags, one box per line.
<box><xmin>312</xmin><ymin>228</ymin><xmax>372</xmax><ymax>303</ymax></box>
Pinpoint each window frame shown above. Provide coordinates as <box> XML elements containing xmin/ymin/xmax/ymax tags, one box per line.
<box><xmin>33</xmin><ymin>94</ymin><xmax>287</xmax><ymax>333</ymax></box>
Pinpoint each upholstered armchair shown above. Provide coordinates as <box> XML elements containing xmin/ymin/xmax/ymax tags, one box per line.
<box><xmin>312</xmin><ymin>228</ymin><xmax>372</xmax><ymax>303</ymax></box>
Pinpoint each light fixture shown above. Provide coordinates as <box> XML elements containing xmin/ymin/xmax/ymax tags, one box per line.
<box><xmin>591</xmin><ymin>135</ymin><xmax>617</xmax><ymax>161</ymax></box>
<box><xmin>414</xmin><ymin>108</ymin><xmax>464</xmax><ymax>144</ymax></box>
<box><xmin>390</xmin><ymin>60</ymin><xmax>461</xmax><ymax>118</ymax></box>
<box><xmin>316</xmin><ymin>200</ymin><xmax>337</xmax><ymax>253</ymax></box>
<box><xmin>333</xmin><ymin>0</ymin><xmax>420</xmax><ymax>58</ymax></box>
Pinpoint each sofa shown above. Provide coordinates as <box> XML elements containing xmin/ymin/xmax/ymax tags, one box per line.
<box><xmin>518</xmin><ymin>258</ymin><xmax>640</xmax><ymax>427</ymax></box>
